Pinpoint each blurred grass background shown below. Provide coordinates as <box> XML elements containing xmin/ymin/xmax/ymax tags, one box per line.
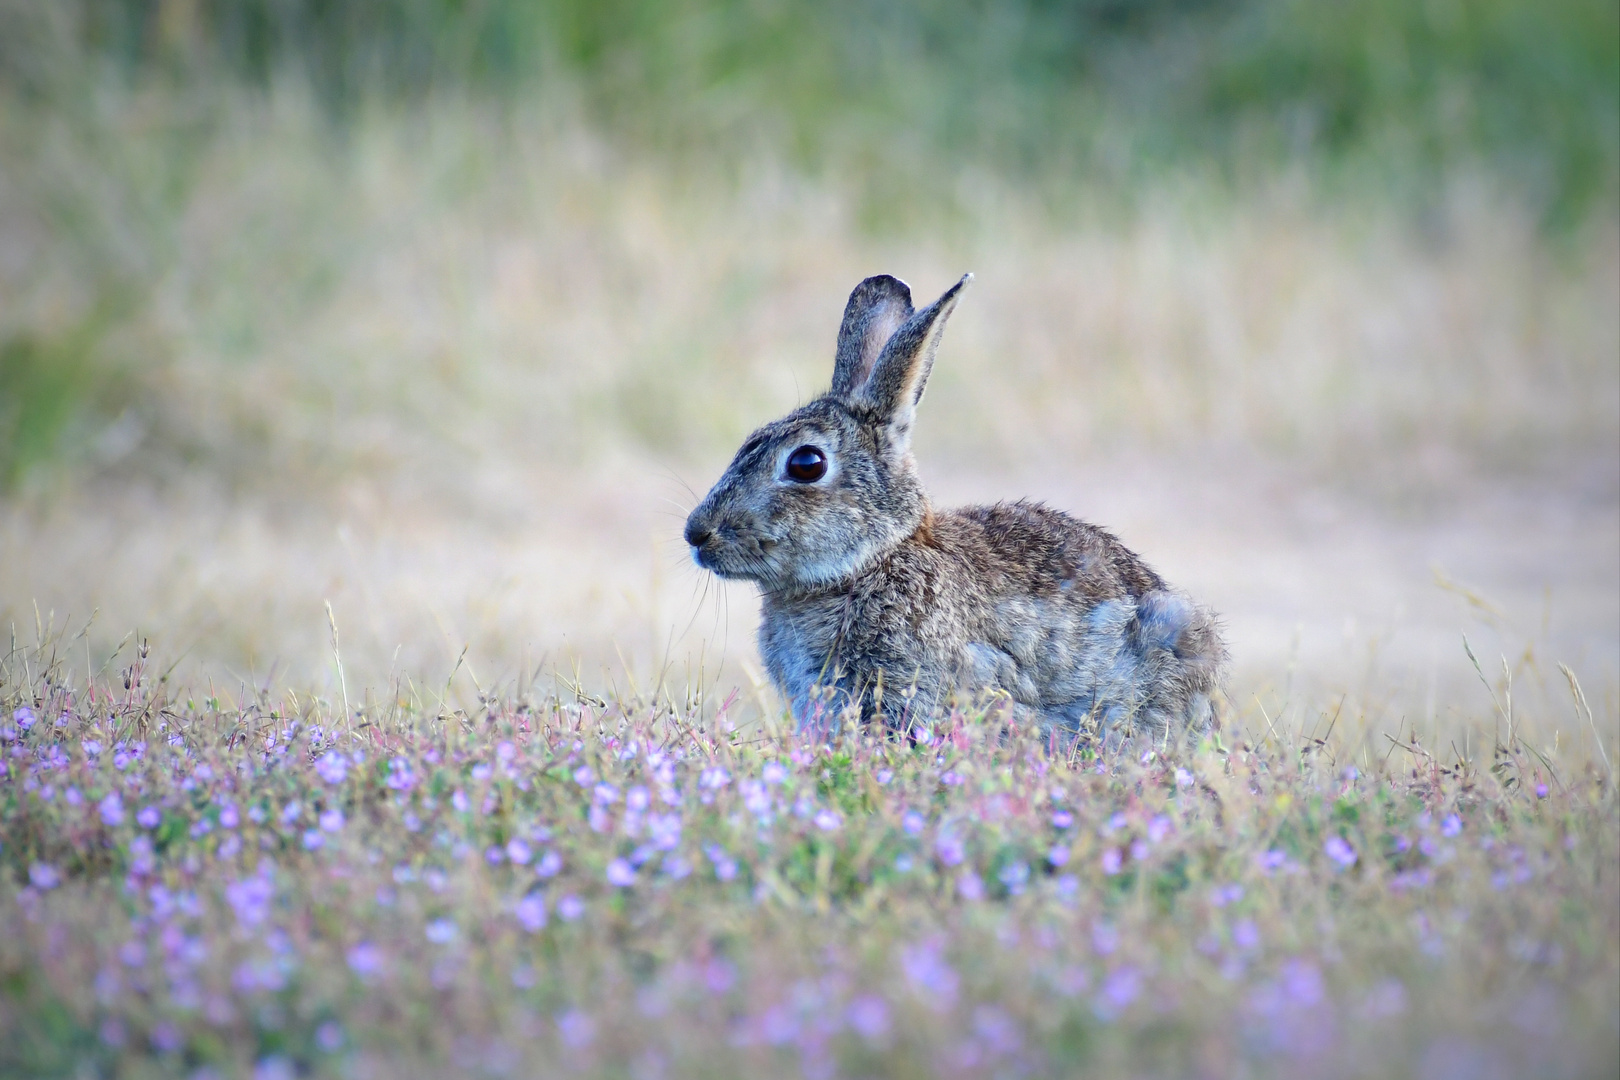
<box><xmin>0</xmin><ymin>0</ymin><xmax>1616</xmax><ymax>718</ymax></box>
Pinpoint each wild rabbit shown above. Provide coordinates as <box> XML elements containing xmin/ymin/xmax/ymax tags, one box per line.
<box><xmin>685</xmin><ymin>274</ymin><xmax>1227</xmax><ymax>744</ymax></box>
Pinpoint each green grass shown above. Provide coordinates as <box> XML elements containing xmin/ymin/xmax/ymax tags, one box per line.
<box><xmin>1</xmin><ymin>635</ymin><xmax>1615</xmax><ymax>1077</ymax></box>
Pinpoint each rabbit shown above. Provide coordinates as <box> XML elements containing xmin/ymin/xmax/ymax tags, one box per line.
<box><xmin>684</xmin><ymin>273</ymin><xmax>1227</xmax><ymax>744</ymax></box>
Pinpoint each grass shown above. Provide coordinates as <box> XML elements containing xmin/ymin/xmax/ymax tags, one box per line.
<box><xmin>0</xmin><ymin>633</ymin><xmax>1615</xmax><ymax>1078</ymax></box>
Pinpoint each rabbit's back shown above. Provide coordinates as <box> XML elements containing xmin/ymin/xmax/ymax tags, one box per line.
<box><xmin>760</xmin><ymin>500</ymin><xmax>1225</xmax><ymax>740</ymax></box>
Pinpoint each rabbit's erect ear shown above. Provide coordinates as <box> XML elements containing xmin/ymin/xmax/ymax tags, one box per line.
<box><xmin>854</xmin><ymin>274</ymin><xmax>971</xmax><ymax>434</ymax></box>
<box><xmin>830</xmin><ymin>275</ymin><xmax>914</xmax><ymax>398</ymax></box>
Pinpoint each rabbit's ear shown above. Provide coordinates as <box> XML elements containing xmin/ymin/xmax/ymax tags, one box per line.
<box><xmin>855</xmin><ymin>274</ymin><xmax>971</xmax><ymax>435</ymax></box>
<box><xmin>830</xmin><ymin>275</ymin><xmax>914</xmax><ymax>398</ymax></box>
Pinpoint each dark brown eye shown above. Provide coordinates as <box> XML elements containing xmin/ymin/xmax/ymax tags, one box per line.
<box><xmin>785</xmin><ymin>445</ymin><xmax>827</xmax><ymax>483</ymax></box>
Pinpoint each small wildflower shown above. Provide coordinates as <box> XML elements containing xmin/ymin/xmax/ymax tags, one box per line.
<box><xmin>957</xmin><ymin>873</ymin><xmax>985</xmax><ymax>901</ymax></box>
<box><xmin>556</xmin><ymin>1009</ymin><xmax>596</xmax><ymax>1049</ymax></box>
<box><xmin>99</xmin><ymin>791</ymin><xmax>126</xmax><ymax>827</ymax></box>
<box><xmin>347</xmin><ymin>943</ymin><xmax>384</xmax><ymax>979</ymax></box>
<box><xmin>29</xmin><ymin>863</ymin><xmax>60</xmax><ymax>890</ymax></box>
<box><xmin>536</xmin><ymin>850</ymin><xmax>563</xmax><ymax>877</ymax></box>
<box><xmin>761</xmin><ymin>761</ymin><xmax>788</xmax><ymax>785</ymax></box>
<box><xmin>302</xmin><ymin>829</ymin><xmax>324</xmax><ymax>851</ymax></box>
<box><xmin>315</xmin><ymin>752</ymin><xmax>349</xmax><ymax>785</ymax></box>
<box><xmin>425</xmin><ymin>918</ymin><xmax>457</xmax><ymax>944</ymax></box>
<box><xmin>1324</xmin><ymin>835</ymin><xmax>1358</xmax><ymax>869</ymax></box>
<box><xmin>1441</xmin><ymin>814</ymin><xmax>1463</xmax><ymax>838</ymax></box>
<box><xmin>903</xmin><ymin>810</ymin><xmax>927</xmax><ymax>836</ymax></box>
<box><xmin>813</xmin><ymin>808</ymin><xmax>842</xmax><ymax>832</ymax></box>
<box><xmin>516</xmin><ymin>893</ymin><xmax>547</xmax><ymax>932</ymax></box>
<box><xmin>557</xmin><ymin>895</ymin><xmax>586</xmax><ymax>921</ymax></box>
<box><xmin>280</xmin><ymin>801</ymin><xmax>301</xmax><ymax>825</ymax></box>
<box><xmin>386</xmin><ymin>758</ymin><xmax>416</xmax><ymax>791</ymax></box>
<box><xmin>315</xmin><ymin>1022</ymin><xmax>345</xmax><ymax>1053</ymax></box>
<box><xmin>607</xmin><ymin>858</ymin><xmax>636</xmax><ymax>887</ymax></box>
<box><xmin>1101</xmin><ymin>847</ymin><xmax>1123</xmax><ymax>875</ymax></box>
<box><xmin>1051</xmin><ymin>809</ymin><xmax>1074</xmax><ymax>829</ymax></box>
<box><xmin>506</xmin><ymin>838</ymin><xmax>532</xmax><ymax>865</ymax></box>
<box><xmin>997</xmin><ymin>861</ymin><xmax>1031</xmax><ymax>894</ymax></box>
<box><xmin>1047</xmin><ymin>844</ymin><xmax>1070</xmax><ymax>867</ymax></box>
<box><xmin>319</xmin><ymin>809</ymin><xmax>344</xmax><ymax>833</ymax></box>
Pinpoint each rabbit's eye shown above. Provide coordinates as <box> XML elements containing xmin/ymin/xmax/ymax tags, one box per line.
<box><xmin>785</xmin><ymin>445</ymin><xmax>827</xmax><ymax>483</ymax></box>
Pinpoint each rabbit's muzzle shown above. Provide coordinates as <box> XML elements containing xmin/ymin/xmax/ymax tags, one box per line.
<box><xmin>685</xmin><ymin>511</ymin><xmax>779</xmax><ymax>580</ymax></box>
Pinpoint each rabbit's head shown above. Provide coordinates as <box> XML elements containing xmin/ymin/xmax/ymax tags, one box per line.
<box><xmin>686</xmin><ymin>273</ymin><xmax>970</xmax><ymax>592</ymax></box>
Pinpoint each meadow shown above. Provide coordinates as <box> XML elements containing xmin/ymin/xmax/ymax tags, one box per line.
<box><xmin>3</xmin><ymin>1</ymin><xmax>1619</xmax><ymax>1076</ymax></box>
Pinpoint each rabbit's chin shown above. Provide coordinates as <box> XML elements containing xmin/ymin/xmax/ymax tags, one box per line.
<box><xmin>693</xmin><ymin>543</ymin><xmax>868</xmax><ymax>594</ymax></box>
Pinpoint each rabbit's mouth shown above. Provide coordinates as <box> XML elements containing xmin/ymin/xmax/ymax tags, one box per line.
<box><xmin>689</xmin><ymin>529</ymin><xmax>782</xmax><ymax>582</ymax></box>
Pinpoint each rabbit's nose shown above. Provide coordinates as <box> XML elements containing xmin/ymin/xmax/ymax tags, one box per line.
<box><xmin>685</xmin><ymin>519</ymin><xmax>713</xmax><ymax>548</ymax></box>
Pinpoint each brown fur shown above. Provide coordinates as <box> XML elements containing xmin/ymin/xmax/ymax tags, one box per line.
<box><xmin>686</xmin><ymin>274</ymin><xmax>1228</xmax><ymax>743</ymax></box>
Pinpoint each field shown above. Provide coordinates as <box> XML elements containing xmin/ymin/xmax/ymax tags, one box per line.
<box><xmin>3</xmin><ymin>2</ymin><xmax>1619</xmax><ymax>1077</ymax></box>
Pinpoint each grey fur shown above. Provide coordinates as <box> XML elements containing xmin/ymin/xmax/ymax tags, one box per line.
<box><xmin>686</xmin><ymin>274</ymin><xmax>1228</xmax><ymax>744</ymax></box>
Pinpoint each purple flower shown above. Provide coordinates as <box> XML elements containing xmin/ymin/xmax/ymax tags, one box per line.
<box><xmin>875</xmin><ymin>768</ymin><xmax>894</xmax><ymax>784</ymax></box>
<box><xmin>1094</xmin><ymin>966</ymin><xmax>1141</xmax><ymax>1020</ymax></box>
<box><xmin>572</xmin><ymin>766</ymin><xmax>594</xmax><ymax>787</ymax></box>
<box><xmin>957</xmin><ymin>873</ymin><xmax>985</xmax><ymax>901</ymax></box>
<box><xmin>29</xmin><ymin>862</ymin><xmax>60</xmax><ymax>890</ymax></box>
<box><xmin>556</xmin><ymin>895</ymin><xmax>586</xmax><ymax>921</ymax></box>
<box><xmin>150</xmin><ymin>1021</ymin><xmax>184</xmax><ymax>1054</ymax></box>
<box><xmin>1175</xmin><ymin>767</ymin><xmax>1194</xmax><ymax>788</ymax></box>
<box><xmin>899</xmin><ymin>941</ymin><xmax>959</xmax><ymax>1010</ymax></box>
<box><xmin>606</xmin><ymin>858</ymin><xmax>636</xmax><ymax>887</ymax></box>
<box><xmin>347</xmin><ymin>943</ymin><xmax>384</xmax><ymax>980</ymax></box>
<box><xmin>813</xmin><ymin>808</ymin><xmax>842</xmax><ymax>833</ymax></box>
<box><xmin>386</xmin><ymin>758</ymin><xmax>416</xmax><ymax>791</ymax></box>
<box><xmin>14</xmin><ymin>706</ymin><xmax>35</xmax><ymax>730</ymax></box>
<box><xmin>846</xmin><ymin>995</ymin><xmax>890</xmax><ymax>1042</ymax></box>
<box><xmin>99</xmin><ymin>791</ymin><xmax>125</xmax><ymax>827</ymax></box>
<box><xmin>704</xmin><ymin>843</ymin><xmax>739</xmax><ymax>881</ymax></box>
<box><xmin>452</xmin><ymin>789</ymin><xmax>470</xmax><ymax>813</ymax></box>
<box><xmin>1101</xmin><ymin>847</ymin><xmax>1123</xmax><ymax>875</ymax></box>
<box><xmin>903</xmin><ymin>810</ymin><xmax>927</xmax><ymax>836</ymax></box>
<box><xmin>1233</xmin><ymin>919</ymin><xmax>1261</xmax><ymax>951</ymax></box>
<box><xmin>1256</xmin><ymin>849</ymin><xmax>1288</xmax><ymax>874</ymax></box>
<box><xmin>1147</xmin><ymin>814</ymin><xmax>1173</xmax><ymax>844</ymax></box>
<box><xmin>761</xmin><ymin>762</ymin><xmax>788</xmax><ymax>785</ymax></box>
<box><xmin>935</xmin><ymin>827</ymin><xmax>965</xmax><ymax>866</ymax></box>
<box><xmin>315</xmin><ymin>1022</ymin><xmax>345</xmax><ymax>1053</ymax></box>
<box><xmin>556</xmin><ymin>1009</ymin><xmax>595</xmax><ymax>1049</ymax></box>
<box><xmin>699</xmin><ymin>766</ymin><xmax>731</xmax><ymax>791</ymax></box>
<box><xmin>425</xmin><ymin>918</ymin><xmax>457</xmax><ymax>944</ymax></box>
<box><xmin>1536</xmin><ymin>783</ymin><xmax>1548</xmax><ymax>798</ymax></box>
<box><xmin>593</xmin><ymin>782</ymin><xmax>620</xmax><ymax>805</ymax></box>
<box><xmin>319</xmin><ymin>809</ymin><xmax>344</xmax><ymax>833</ymax></box>
<box><xmin>997</xmin><ymin>861</ymin><xmax>1031</xmax><ymax>894</ymax></box>
<box><xmin>1047</xmin><ymin>844</ymin><xmax>1070</xmax><ymax>867</ymax></box>
<box><xmin>506</xmin><ymin>838</ymin><xmax>532</xmax><ymax>865</ymax></box>
<box><xmin>280</xmin><ymin>801</ymin><xmax>301</xmax><ymax>825</ymax></box>
<box><xmin>516</xmin><ymin>893</ymin><xmax>547</xmax><ymax>932</ymax></box>
<box><xmin>1051</xmin><ymin>809</ymin><xmax>1074</xmax><ymax>829</ymax></box>
<box><xmin>626</xmin><ymin>785</ymin><xmax>650</xmax><ymax>812</ymax></box>
<box><xmin>1441</xmin><ymin>814</ymin><xmax>1463</xmax><ymax>838</ymax></box>
<box><xmin>485</xmin><ymin>845</ymin><xmax>505</xmax><ymax>865</ymax></box>
<box><xmin>82</xmin><ymin>740</ymin><xmax>102</xmax><ymax>757</ymax></box>
<box><xmin>224</xmin><ymin>872</ymin><xmax>275</xmax><ymax>927</ymax></box>
<box><xmin>536</xmin><ymin>850</ymin><xmax>563</xmax><ymax>878</ymax></box>
<box><xmin>302</xmin><ymin>829</ymin><xmax>324</xmax><ymax>851</ymax></box>
<box><xmin>1324</xmin><ymin>836</ymin><xmax>1358</xmax><ymax>869</ymax></box>
<box><xmin>315</xmin><ymin>752</ymin><xmax>349</xmax><ymax>785</ymax></box>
